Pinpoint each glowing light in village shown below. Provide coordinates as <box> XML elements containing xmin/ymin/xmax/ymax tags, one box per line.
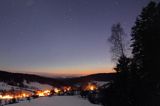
<box><xmin>0</xmin><ymin>95</ymin><xmax>13</xmax><ymax>99</ymax></box>
<box><xmin>0</xmin><ymin>92</ymin><xmax>30</xmax><ymax>100</ymax></box>
<box><xmin>63</xmin><ymin>86</ymin><xmax>71</xmax><ymax>92</ymax></box>
<box><xmin>84</xmin><ymin>83</ymin><xmax>97</xmax><ymax>91</ymax></box>
<box><xmin>22</xmin><ymin>93</ymin><xmax>28</xmax><ymax>97</ymax></box>
<box><xmin>54</xmin><ymin>88</ymin><xmax>61</xmax><ymax>93</ymax></box>
<box><xmin>37</xmin><ymin>92</ymin><xmax>45</xmax><ymax>97</ymax></box>
<box><xmin>90</xmin><ymin>86</ymin><xmax>95</xmax><ymax>91</ymax></box>
<box><xmin>36</xmin><ymin>90</ymin><xmax>51</xmax><ymax>97</ymax></box>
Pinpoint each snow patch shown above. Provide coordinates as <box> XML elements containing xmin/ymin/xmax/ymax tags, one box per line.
<box><xmin>23</xmin><ymin>81</ymin><xmax>53</xmax><ymax>90</ymax></box>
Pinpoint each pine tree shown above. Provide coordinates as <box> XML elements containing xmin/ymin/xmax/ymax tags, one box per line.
<box><xmin>131</xmin><ymin>1</ymin><xmax>160</xmax><ymax>79</ymax></box>
<box><xmin>131</xmin><ymin>1</ymin><xmax>160</xmax><ymax>105</ymax></box>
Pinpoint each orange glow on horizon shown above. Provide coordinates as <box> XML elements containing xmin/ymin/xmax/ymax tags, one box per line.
<box><xmin>57</xmin><ymin>67</ymin><xmax>112</xmax><ymax>74</ymax></box>
<box><xmin>4</xmin><ymin>66</ymin><xmax>115</xmax><ymax>77</ymax></box>
<box><xmin>53</xmin><ymin>67</ymin><xmax>115</xmax><ymax>76</ymax></box>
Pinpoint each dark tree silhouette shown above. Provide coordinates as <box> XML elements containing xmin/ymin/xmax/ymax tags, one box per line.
<box><xmin>130</xmin><ymin>1</ymin><xmax>160</xmax><ymax>105</ymax></box>
<box><xmin>108</xmin><ymin>23</ymin><xmax>131</xmax><ymax>90</ymax></box>
<box><xmin>108</xmin><ymin>23</ymin><xmax>127</xmax><ymax>61</ymax></box>
<box><xmin>100</xmin><ymin>1</ymin><xmax>160</xmax><ymax>106</ymax></box>
<box><xmin>131</xmin><ymin>1</ymin><xmax>156</xmax><ymax>78</ymax></box>
<box><xmin>99</xmin><ymin>24</ymin><xmax>132</xmax><ymax>106</ymax></box>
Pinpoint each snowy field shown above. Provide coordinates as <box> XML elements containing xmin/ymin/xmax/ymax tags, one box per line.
<box><xmin>7</xmin><ymin>96</ymin><xmax>100</xmax><ymax>106</ymax></box>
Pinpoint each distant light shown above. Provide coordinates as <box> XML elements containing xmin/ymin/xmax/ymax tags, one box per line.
<box><xmin>0</xmin><ymin>95</ymin><xmax>13</xmax><ymax>99</ymax></box>
<box><xmin>36</xmin><ymin>90</ymin><xmax>51</xmax><ymax>97</ymax></box>
<box><xmin>84</xmin><ymin>83</ymin><xmax>97</xmax><ymax>91</ymax></box>
<box><xmin>54</xmin><ymin>88</ymin><xmax>61</xmax><ymax>93</ymax></box>
<box><xmin>90</xmin><ymin>86</ymin><xmax>95</xmax><ymax>91</ymax></box>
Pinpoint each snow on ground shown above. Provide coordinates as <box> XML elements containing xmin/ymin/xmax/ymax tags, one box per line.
<box><xmin>7</xmin><ymin>96</ymin><xmax>100</xmax><ymax>106</ymax></box>
<box><xmin>23</xmin><ymin>81</ymin><xmax>53</xmax><ymax>90</ymax></box>
<box><xmin>0</xmin><ymin>82</ymin><xmax>19</xmax><ymax>90</ymax></box>
<box><xmin>94</xmin><ymin>81</ymin><xmax>110</xmax><ymax>87</ymax></box>
<box><xmin>0</xmin><ymin>81</ymin><xmax>53</xmax><ymax>91</ymax></box>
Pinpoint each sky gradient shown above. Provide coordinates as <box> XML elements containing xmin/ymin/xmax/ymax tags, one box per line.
<box><xmin>0</xmin><ymin>0</ymin><xmax>156</xmax><ymax>76</ymax></box>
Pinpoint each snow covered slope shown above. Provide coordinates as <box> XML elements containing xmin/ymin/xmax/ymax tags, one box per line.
<box><xmin>7</xmin><ymin>96</ymin><xmax>100</xmax><ymax>106</ymax></box>
<box><xmin>0</xmin><ymin>81</ymin><xmax>53</xmax><ymax>91</ymax></box>
<box><xmin>93</xmin><ymin>81</ymin><xmax>110</xmax><ymax>87</ymax></box>
<box><xmin>0</xmin><ymin>82</ymin><xmax>19</xmax><ymax>90</ymax></box>
<box><xmin>23</xmin><ymin>81</ymin><xmax>53</xmax><ymax>90</ymax></box>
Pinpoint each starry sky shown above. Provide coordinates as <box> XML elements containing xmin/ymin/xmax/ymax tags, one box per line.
<box><xmin>0</xmin><ymin>0</ymin><xmax>157</xmax><ymax>76</ymax></box>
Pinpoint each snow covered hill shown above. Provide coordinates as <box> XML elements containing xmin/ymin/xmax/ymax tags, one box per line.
<box><xmin>0</xmin><ymin>81</ymin><xmax>53</xmax><ymax>91</ymax></box>
<box><xmin>23</xmin><ymin>80</ymin><xmax>53</xmax><ymax>90</ymax></box>
<box><xmin>7</xmin><ymin>96</ymin><xmax>100</xmax><ymax>106</ymax></box>
<box><xmin>0</xmin><ymin>82</ymin><xmax>19</xmax><ymax>90</ymax></box>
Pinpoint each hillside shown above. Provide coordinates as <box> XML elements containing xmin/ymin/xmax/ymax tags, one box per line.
<box><xmin>0</xmin><ymin>70</ymin><xmax>64</xmax><ymax>87</ymax></box>
<box><xmin>60</xmin><ymin>73</ymin><xmax>116</xmax><ymax>85</ymax></box>
<box><xmin>0</xmin><ymin>70</ymin><xmax>116</xmax><ymax>87</ymax></box>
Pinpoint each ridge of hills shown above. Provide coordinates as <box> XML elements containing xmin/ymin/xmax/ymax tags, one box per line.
<box><xmin>0</xmin><ymin>70</ymin><xmax>116</xmax><ymax>87</ymax></box>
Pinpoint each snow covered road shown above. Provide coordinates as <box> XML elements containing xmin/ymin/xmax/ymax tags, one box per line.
<box><xmin>7</xmin><ymin>96</ymin><xmax>100</xmax><ymax>106</ymax></box>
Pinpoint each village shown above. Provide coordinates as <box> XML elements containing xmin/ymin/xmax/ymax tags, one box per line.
<box><xmin>0</xmin><ymin>82</ymin><xmax>108</xmax><ymax>106</ymax></box>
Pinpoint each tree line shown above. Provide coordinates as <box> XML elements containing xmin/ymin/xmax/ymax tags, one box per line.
<box><xmin>101</xmin><ymin>1</ymin><xmax>160</xmax><ymax>106</ymax></box>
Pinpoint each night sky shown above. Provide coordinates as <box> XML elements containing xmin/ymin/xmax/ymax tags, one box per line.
<box><xmin>0</xmin><ymin>0</ymin><xmax>156</xmax><ymax>76</ymax></box>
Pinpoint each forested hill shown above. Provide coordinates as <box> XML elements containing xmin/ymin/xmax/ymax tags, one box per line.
<box><xmin>0</xmin><ymin>70</ymin><xmax>64</xmax><ymax>87</ymax></box>
<box><xmin>0</xmin><ymin>70</ymin><xmax>116</xmax><ymax>86</ymax></box>
<box><xmin>58</xmin><ymin>73</ymin><xmax>116</xmax><ymax>85</ymax></box>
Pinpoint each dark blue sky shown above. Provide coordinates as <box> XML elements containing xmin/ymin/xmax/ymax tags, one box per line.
<box><xmin>0</xmin><ymin>0</ymin><xmax>156</xmax><ymax>76</ymax></box>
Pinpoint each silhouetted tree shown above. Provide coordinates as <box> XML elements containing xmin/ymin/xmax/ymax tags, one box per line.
<box><xmin>101</xmin><ymin>1</ymin><xmax>160</xmax><ymax>106</ymax></box>
<box><xmin>131</xmin><ymin>1</ymin><xmax>156</xmax><ymax>78</ymax></box>
<box><xmin>108</xmin><ymin>23</ymin><xmax>131</xmax><ymax>89</ymax></box>
<box><xmin>130</xmin><ymin>1</ymin><xmax>160</xmax><ymax>105</ymax></box>
<box><xmin>100</xmin><ymin>23</ymin><xmax>131</xmax><ymax>106</ymax></box>
<box><xmin>108</xmin><ymin>23</ymin><xmax>127</xmax><ymax>61</ymax></box>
